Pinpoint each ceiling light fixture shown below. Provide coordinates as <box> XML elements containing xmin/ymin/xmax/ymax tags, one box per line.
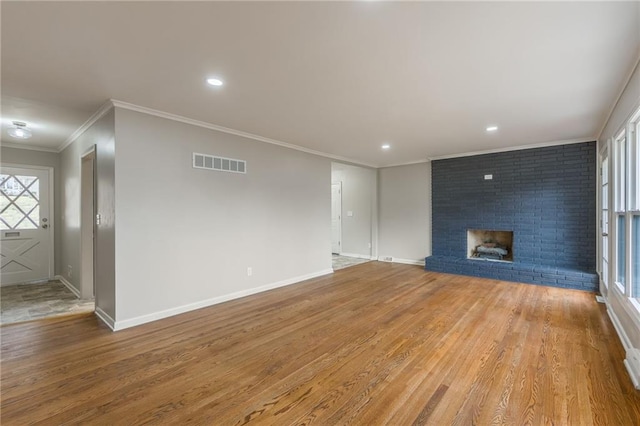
<box><xmin>206</xmin><ymin>77</ymin><xmax>224</xmax><ymax>87</ymax></box>
<box><xmin>381</xmin><ymin>144</ymin><xmax>391</xmax><ymax>150</ymax></box>
<box><xmin>7</xmin><ymin>121</ymin><xmax>32</xmax><ymax>139</ymax></box>
<box><xmin>486</xmin><ymin>126</ymin><xmax>498</xmax><ymax>132</ymax></box>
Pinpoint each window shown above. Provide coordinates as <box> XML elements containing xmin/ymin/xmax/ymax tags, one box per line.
<box><xmin>615</xmin><ymin>131</ymin><xmax>626</xmax><ymax>212</ymax></box>
<box><xmin>0</xmin><ymin>174</ymin><xmax>40</xmax><ymax>230</ymax></box>
<box><xmin>631</xmin><ymin>120</ymin><xmax>640</xmax><ymax>210</ymax></box>
<box><xmin>633</xmin><ymin>215</ymin><xmax>640</xmax><ymax>298</ymax></box>
<box><xmin>617</xmin><ymin>215</ymin><xmax>626</xmax><ymax>286</ymax></box>
<box><xmin>610</xmin><ymin>106</ymin><xmax>640</xmax><ymax>308</ymax></box>
<box><xmin>630</xmin><ymin>112</ymin><xmax>640</xmax><ymax>302</ymax></box>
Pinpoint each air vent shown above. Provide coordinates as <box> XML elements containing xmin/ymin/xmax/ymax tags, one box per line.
<box><xmin>193</xmin><ymin>153</ymin><xmax>246</xmax><ymax>174</ymax></box>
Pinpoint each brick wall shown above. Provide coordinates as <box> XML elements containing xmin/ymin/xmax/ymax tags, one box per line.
<box><xmin>425</xmin><ymin>142</ymin><xmax>598</xmax><ymax>291</ymax></box>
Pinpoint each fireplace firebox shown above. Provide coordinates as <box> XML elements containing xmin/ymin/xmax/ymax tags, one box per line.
<box><xmin>467</xmin><ymin>229</ymin><xmax>513</xmax><ymax>262</ymax></box>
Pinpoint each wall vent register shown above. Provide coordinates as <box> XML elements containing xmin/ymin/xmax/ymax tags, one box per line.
<box><xmin>193</xmin><ymin>153</ymin><xmax>246</xmax><ymax>174</ymax></box>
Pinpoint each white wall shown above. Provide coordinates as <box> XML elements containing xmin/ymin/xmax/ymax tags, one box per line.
<box><xmin>59</xmin><ymin>110</ymin><xmax>116</xmax><ymax>320</ymax></box>
<box><xmin>378</xmin><ymin>162</ymin><xmax>431</xmax><ymax>264</ymax></box>
<box><xmin>331</xmin><ymin>162</ymin><xmax>377</xmax><ymax>259</ymax></box>
<box><xmin>0</xmin><ymin>147</ymin><xmax>61</xmax><ymax>274</ymax></box>
<box><xmin>113</xmin><ymin>108</ymin><xmax>332</xmax><ymax>327</ymax></box>
<box><xmin>599</xmin><ymin>60</ymin><xmax>640</xmax><ymax>386</ymax></box>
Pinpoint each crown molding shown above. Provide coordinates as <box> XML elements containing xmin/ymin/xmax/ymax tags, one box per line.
<box><xmin>110</xmin><ymin>99</ymin><xmax>377</xmax><ymax>168</ymax></box>
<box><xmin>428</xmin><ymin>137</ymin><xmax>596</xmax><ymax>161</ymax></box>
<box><xmin>0</xmin><ymin>142</ymin><xmax>60</xmax><ymax>153</ymax></box>
<box><xmin>596</xmin><ymin>55</ymin><xmax>640</xmax><ymax>141</ymax></box>
<box><xmin>28</xmin><ymin>97</ymin><xmax>603</xmax><ymax>169</ymax></box>
<box><xmin>379</xmin><ymin>159</ymin><xmax>431</xmax><ymax>169</ymax></box>
<box><xmin>56</xmin><ymin>100</ymin><xmax>115</xmax><ymax>153</ymax></box>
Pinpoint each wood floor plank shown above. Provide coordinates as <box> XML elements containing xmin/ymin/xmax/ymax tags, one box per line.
<box><xmin>2</xmin><ymin>262</ymin><xmax>639</xmax><ymax>425</ymax></box>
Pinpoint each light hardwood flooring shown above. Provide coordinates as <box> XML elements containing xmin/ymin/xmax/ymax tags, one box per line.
<box><xmin>1</xmin><ymin>262</ymin><xmax>639</xmax><ymax>424</ymax></box>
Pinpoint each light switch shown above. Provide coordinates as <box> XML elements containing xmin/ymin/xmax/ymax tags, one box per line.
<box><xmin>347</xmin><ymin>211</ymin><xmax>354</xmax><ymax>217</ymax></box>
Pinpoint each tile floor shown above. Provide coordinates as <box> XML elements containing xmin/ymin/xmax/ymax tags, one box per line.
<box><xmin>1</xmin><ymin>281</ymin><xmax>94</xmax><ymax>325</ymax></box>
<box><xmin>332</xmin><ymin>254</ymin><xmax>371</xmax><ymax>270</ymax></box>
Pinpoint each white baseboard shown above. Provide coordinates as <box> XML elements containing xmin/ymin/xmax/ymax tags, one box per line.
<box><xmin>112</xmin><ymin>269</ymin><xmax>333</xmax><ymax>331</ymax></box>
<box><xmin>1</xmin><ymin>277</ymin><xmax>50</xmax><ymax>287</ymax></box>
<box><xmin>95</xmin><ymin>307</ymin><xmax>116</xmax><ymax>331</ymax></box>
<box><xmin>607</xmin><ymin>305</ymin><xmax>640</xmax><ymax>389</ymax></box>
<box><xmin>55</xmin><ymin>275</ymin><xmax>81</xmax><ymax>298</ymax></box>
<box><xmin>339</xmin><ymin>253</ymin><xmax>374</xmax><ymax>260</ymax></box>
<box><xmin>393</xmin><ymin>257</ymin><xmax>426</xmax><ymax>266</ymax></box>
<box><xmin>607</xmin><ymin>305</ymin><xmax>632</xmax><ymax>350</ymax></box>
<box><xmin>377</xmin><ymin>256</ymin><xmax>425</xmax><ymax>266</ymax></box>
<box><xmin>624</xmin><ymin>349</ymin><xmax>640</xmax><ymax>390</ymax></box>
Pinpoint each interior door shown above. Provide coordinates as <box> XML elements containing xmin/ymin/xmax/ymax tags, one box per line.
<box><xmin>0</xmin><ymin>166</ymin><xmax>52</xmax><ymax>285</ymax></box>
<box><xmin>331</xmin><ymin>182</ymin><xmax>342</xmax><ymax>254</ymax></box>
<box><xmin>601</xmin><ymin>151</ymin><xmax>610</xmax><ymax>289</ymax></box>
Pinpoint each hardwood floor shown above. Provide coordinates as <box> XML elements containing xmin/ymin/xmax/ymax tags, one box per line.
<box><xmin>2</xmin><ymin>262</ymin><xmax>639</xmax><ymax>425</ymax></box>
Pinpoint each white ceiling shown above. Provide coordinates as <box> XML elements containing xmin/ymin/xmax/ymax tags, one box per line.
<box><xmin>1</xmin><ymin>1</ymin><xmax>639</xmax><ymax>166</ymax></box>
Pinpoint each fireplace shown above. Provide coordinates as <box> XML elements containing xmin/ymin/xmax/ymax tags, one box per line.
<box><xmin>467</xmin><ymin>229</ymin><xmax>513</xmax><ymax>262</ymax></box>
<box><xmin>425</xmin><ymin>143</ymin><xmax>598</xmax><ymax>291</ymax></box>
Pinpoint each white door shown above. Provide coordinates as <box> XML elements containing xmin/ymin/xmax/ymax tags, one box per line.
<box><xmin>0</xmin><ymin>166</ymin><xmax>52</xmax><ymax>285</ymax></box>
<box><xmin>331</xmin><ymin>182</ymin><xmax>342</xmax><ymax>254</ymax></box>
<box><xmin>600</xmin><ymin>151</ymin><xmax>610</xmax><ymax>289</ymax></box>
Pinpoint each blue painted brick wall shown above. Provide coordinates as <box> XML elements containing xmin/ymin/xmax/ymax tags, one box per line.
<box><xmin>426</xmin><ymin>142</ymin><xmax>598</xmax><ymax>291</ymax></box>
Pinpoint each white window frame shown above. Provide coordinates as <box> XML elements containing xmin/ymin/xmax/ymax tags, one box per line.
<box><xmin>628</xmin><ymin>108</ymin><xmax>640</xmax><ymax>303</ymax></box>
<box><xmin>614</xmin><ymin>128</ymin><xmax>627</xmax><ymax>294</ymax></box>
<box><xmin>610</xmin><ymin>106</ymin><xmax>640</xmax><ymax>310</ymax></box>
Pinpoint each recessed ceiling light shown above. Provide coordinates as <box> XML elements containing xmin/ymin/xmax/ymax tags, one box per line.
<box><xmin>381</xmin><ymin>144</ymin><xmax>391</xmax><ymax>150</ymax></box>
<box><xmin>206</xmin><ymin>78</ymin><xmax>224</xmax><ymax>87</ymax></box>
<box><xmin>486</xmin><ymin>126</ymin><xmax>498</xmax><ymax>132</ymax></box>
<box><xmin>7</xmin><ymin>121</ymin><xmax>32</xmax><ymax>139</ymax></box>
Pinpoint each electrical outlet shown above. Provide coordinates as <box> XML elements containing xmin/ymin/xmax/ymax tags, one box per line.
<box><xmin>68</xmin><ymin>265</ymin><xmax>73</xmax><ymax>278</ymax></box>
<box><xmin>247</xmin><ymin>267</ymin><xmax>252</xmax><ymax>277</ymax></box>
<box><xmin>382</xmin><ymin>256</ymin><xmax>393</xmax><ymax>262</ymax></box>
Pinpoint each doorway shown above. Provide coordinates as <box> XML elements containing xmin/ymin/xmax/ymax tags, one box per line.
<box><xmin>331</xmin><ymin>182</ymin><xmax>342</xmax><ymax>254</ymax></box>
<box><xmin>330</xmin><ymin>162</ymin><xmax>377</xmax><ymax>271</ymax></box>
<box><xmin>81</xmin><ymin>148</ymin><xmax>96</xmax><ymax>300</ymax></box>
<box><xmin>600</xmin><ymin>147</ymin><xmax>610</xmax><ymax>291</ymax></box>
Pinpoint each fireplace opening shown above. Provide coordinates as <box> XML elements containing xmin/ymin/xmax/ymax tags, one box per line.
<box><xmin>467</xmin><ymin>229</ymin><xmax>513</xmax><ymax>262</ymax></box>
